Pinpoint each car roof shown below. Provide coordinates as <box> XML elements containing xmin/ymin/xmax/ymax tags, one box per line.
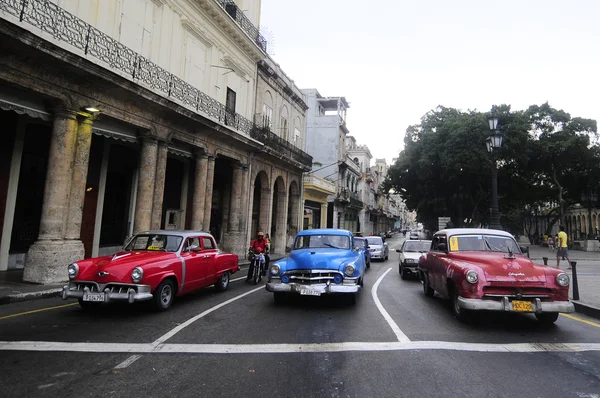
<box><xmin>137</xmin><ymin>230</ymin><xmax>215</xmax><ymax>239</ymax></box>
<box><xmin>405</xmin><ymin>240</ymin><xmax>431</xmax><ymax>243</ymax></box>
<box><xmin>435</xmin><ymin>228</ymin><xmax>514</xmax><ymax>238</ymax></box>
<box><xmin>297</xmin><ymin>228</ymin><xmax>352</xmax><ymax>236</ymax></box>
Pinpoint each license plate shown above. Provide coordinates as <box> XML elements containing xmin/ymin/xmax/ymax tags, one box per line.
<box><xmin>83</xmin><ymin>292</ymin><xmax>105</xmax><ymax>302</ymax></box>
<box><xmin>300</xmin><ymin>289</ymin><xmax>321</xmax><ymax>297</ymax></box>
<box><xmin>512</xmin><ymin>300</ymin><xmax>533</xmax><ymax>312</ymax></box>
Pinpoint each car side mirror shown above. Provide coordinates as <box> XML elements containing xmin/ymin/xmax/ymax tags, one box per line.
<box><xmin>438</xmin><ymin>243</ymin><xmax>448</xmax><ymax>252</ymax></box>
<box><xmin>395</xmin><ymin>249</ymin><xmax>401</xmax><ymax>253</ymax></box>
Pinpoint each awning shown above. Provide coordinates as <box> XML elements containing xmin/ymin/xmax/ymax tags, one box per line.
<box><xmin>0</xmin><ymin>86</ymin><xmax>51</xmax><ymax>121</ymax></box>
<box><xmin>92</xmin><ymin>118</ymin><xmax>138</xmax><ymax>143</ymax></box>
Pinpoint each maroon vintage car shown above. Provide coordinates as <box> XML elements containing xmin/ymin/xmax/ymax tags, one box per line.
<box><xmin>418</xmin><ymin>228</ymin><xmax>574</xmax><ymax>324</ymax></box>
<box><xmin>62</xmin><ymin>230</ymin><xmax>239</xmax><ymax>311</ymax></box>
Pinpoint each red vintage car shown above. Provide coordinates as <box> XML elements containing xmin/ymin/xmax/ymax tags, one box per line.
<box><xmin>61</xmin><ymin>230</ymin><xmax>239</xmax><ymax>311</ymax></box>
<box><xmin>418</xmin><ymin>228</ymin><xmax>574</xmax><ymax>324</ymax></box>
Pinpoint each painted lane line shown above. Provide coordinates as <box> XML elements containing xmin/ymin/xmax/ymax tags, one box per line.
<box><xmin>371</xmin><ymin>267</ymin><xmax>411</xmax><ymax>343</ymax></box>
<box><xmin>114</xmin><ymin>354</ymin><xmax>142</xmax><ymax>369</ymax></box>
<box><xmin>115</xmin><ymin>284</ymin><xmax>264</xmax><ymax>368</ymax></box>
<box><xmin>562</xmin><ymin>313</ymin><xmax>600</xmax><ymax>328</ymax></box>
<box><xmin>152</xmin><ymin>285</ymin><xmax>265</xmax><ymax>346</ymax></box>
<box><xmin>3</xmin><ymin>341</ymin><xmax>600</xmax><ymax>354</ymax></box>
<box><xmin>0</xmin><ymin>302</ymin><xmax>78</xmax><ymax>321</ymax></box>
<box><xmin>231</xmin><ymin>276</ymin><xmax>247</xmax><ymax>282</ymax></box>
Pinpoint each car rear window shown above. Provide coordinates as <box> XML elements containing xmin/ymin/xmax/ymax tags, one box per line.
<box><xmin>366</xmin><ymin>237</ymin><xmax>383</xmax><ymax>245</ymax></box>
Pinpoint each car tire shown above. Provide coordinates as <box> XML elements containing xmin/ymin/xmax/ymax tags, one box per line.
<box><xmin>451</xmin><ymin>286</ymin><xmax>471</xmax><ymax>322</ymax></box>
<box><xmin>535</xmin><ymin>312</ymin><xmax>559</xmax><ymax>325</ymax></box>
<box><xmin>78</xmin><ymin>299</ymin><xmax>101</xmax><ymax>310</ymax></box>
<box><xmin>274</xmin><ymin>292</ymin><xmax>286</xmax><ymax>305</ymax></box>
<box><xmin>366</xmin><ymin>260</ymin><xmax>370</xmax><ymax>269</ymax></box>
<box><xmin>422</xmin><ymin>272</ymin><xmax>434</xmax><ymax>297</ymax></box>
<box><xmin>400</xmin><ymin>264</ymin><xmax>408</xmax><ymax>280</ymax></box>
<box><xmin>153</xmin><ymin>279</ymin><xmax>175</xmax><ymax>312</ymax></box>
<box><xmin>215</xmin><ymin>271</ymin><xmax>230</xmax><ymax>292</ymax></box>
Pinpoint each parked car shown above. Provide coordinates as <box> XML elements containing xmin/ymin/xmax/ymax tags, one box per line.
<box><xmin>62</xmin><ymin>230</ymin><xmax>239</xmax><ymax>311</ymax></box>
<box><xmin>354</xmin><ymin>237</ymin><xmax>371</xmax><ymax>268</ymax></box>
<box><xmin>418</xmin><ymin>228</ymin><xmax>574</xmax><ymax>324</ymax></box>
<box><xmin>396</xmin><ymin>239</ymin><xmax>431</xmax><ymax>280</ymax></box>
<box><xmin>265</xmin><ymin>229</ymin><xmax>366</xmax><ymax>305</ymax></box>
<box><xmin>366</xmin><ymin>235</ymin><xmax>389</xmax><ymax>261</ymax></box>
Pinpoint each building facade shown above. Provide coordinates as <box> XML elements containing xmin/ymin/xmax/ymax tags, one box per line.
<box><xmin>0</xmin><ymin>0</ymin><xmax>311</xmax><ymax>283</ymax></box>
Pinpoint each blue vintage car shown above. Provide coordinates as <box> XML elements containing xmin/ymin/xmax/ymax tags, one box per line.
<box><xmin>266</xmin><ymin>229</ymin><xmax>366</xmax><ymax>305</ymax></box>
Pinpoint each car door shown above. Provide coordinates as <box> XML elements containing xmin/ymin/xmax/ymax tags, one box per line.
<box><xmin>180</xmin><ymin>237</ymin><xmax>204</xmax><ymax>292</ymax></box>
<box><xmin>200</xmin><ymin>237</ymin><xmax>218</xmax><ymax>285</ymax></box>
<box><xmin>427</xmin><ymin>234</ymin><xmax>446</xmax><ymax>291</ymax></box>
<box><xmin>398</xmin><ymin>241</ymin><xmax>406</xmax><ymax>264</ymax></box>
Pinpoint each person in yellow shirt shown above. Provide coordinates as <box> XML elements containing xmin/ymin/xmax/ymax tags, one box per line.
<box><xmin>556</xmin><ymin>225</ymin><xmax>572</xmax><ymax>269</ymax></box>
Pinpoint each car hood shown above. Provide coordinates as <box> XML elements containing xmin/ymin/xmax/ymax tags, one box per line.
<box><xmin>284</xmin><ymin>248</ymin><xmax>357</xmax><ymax>271</ymax></box>
<box><xmin>79</xmin><ymin>251</ymin><xmax>176</xmax><ymax>281</ymax></box>
<box><xmin>450</xmin><ymin>252</ymin><xmax>546</xmax><ymax>283</ymax></box>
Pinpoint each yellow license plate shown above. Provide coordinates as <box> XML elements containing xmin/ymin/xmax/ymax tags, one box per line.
<box><xmin>512</xmin><ymin>300</ymin><xmax>533</xmax><ymax>312</ymax></box>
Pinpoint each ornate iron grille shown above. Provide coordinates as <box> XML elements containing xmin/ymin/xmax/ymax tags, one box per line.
<box><xmin>252</xmin><ymin>114</ymin><xmax>312</xmax><ymax>169</ymax></box>
<box><xmin>0</xmin><ymin>0</ymin><xmax>256</xmax><ymax>135</ymax></box>
<box><xmin>215</xmin><ymin>0</ymin><xmax>267</xmax><ymax>52</ymax></box>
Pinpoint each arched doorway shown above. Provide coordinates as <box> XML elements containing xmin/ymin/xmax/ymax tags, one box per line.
<box><xmin>271</xmin><ymin>176</ymin><xmax>287</xmax><ymax>254</ymax></box>
<box><xmin>287</xmin><ymin>180</ymin><xmax>300</xmax><ymax>251</ymax></box>
<box><xmin>251</xmin><ymin>171</ymin><xmax>270</xmax><ymax>238</ymax></box>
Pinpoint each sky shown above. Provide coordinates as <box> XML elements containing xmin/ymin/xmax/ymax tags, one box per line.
<box><xmin>259</xmin><ymin>0</ymin><xmax>600</xmax><ymax>164</ymax></box>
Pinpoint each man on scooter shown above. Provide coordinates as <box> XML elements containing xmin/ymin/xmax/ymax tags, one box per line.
<box><xmin>247</xmin><ymin>231</ymin><xmax>269</xmax><ymax>280</ymax></box>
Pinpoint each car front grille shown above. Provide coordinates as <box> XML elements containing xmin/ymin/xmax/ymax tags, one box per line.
<box><xmin>284</xmin><ymin>270</ymin><xmax>343</xmax><ymax>285</ymax></box>
<box><xmin>483</xmin><ymin>285</ymin><xmax>553</xmax><ymax>299</ymax></box>
<box><xmin>70</xmin><ymin>281</ymin><xmax>143</xmax><ymax>293</ymax></box>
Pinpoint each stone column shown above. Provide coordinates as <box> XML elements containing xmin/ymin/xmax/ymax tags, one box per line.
<box><xmin>151</xmin><ymin>141</ymin><xmax>168</xmax><ymax>230</ymax></box>
<box><xmin>65</xmin><ymin>116</ymin><xmax>94</xmax><ymax>240</ymax></box>
<box><xmin>203</xmin><ymin>155</ymin><xmax>216</xmax><ymax>232</ymax></box>
<box><xmin>228</xmin><ymin>163</ymin><xmax>244</xmax><ymax>232</ymax></box>
<box><xmin>320</xmin><ymin>203</ymin><xmax>328</xmax><ymax>229</ymax></box>
<box><xmin>191</xmin><ymin>152</ymin><xmax>208</xmax><ymax>230</ymax></box>
<box><xmin>24</xmin><ymin>109</ymin><xmax>83</xmax><ymax>284</ymax></box>
<box><xmin>133</xmin><ymin>135</ymin><xmax>158</xmax><ymax>233</ymax></box>
<box><xmin>260</xmin><ymin>188</ymin><xmax>271</xmax><ymax>233</ymax></box>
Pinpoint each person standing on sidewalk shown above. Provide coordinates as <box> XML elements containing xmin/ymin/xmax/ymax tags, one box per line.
<box><xmin>556</xmin><ymin>225</ymin><xmax>572</xmax><ymax>269</ymax></box>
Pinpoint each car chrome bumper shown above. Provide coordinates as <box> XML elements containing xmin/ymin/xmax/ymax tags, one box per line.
<box><xmin>265</xmin><ymin>281</ymin><xmax>361</xmax><ymax>295</ymax></box>
<box><xmin>457</xmin><ymin>296</ymin><xmax>575</xmax><ymax>313</ymax></box>
<box><xmin>62</xmin><ymin>282</ymin><xmax>153</xmax><ymax>304</ymax></box>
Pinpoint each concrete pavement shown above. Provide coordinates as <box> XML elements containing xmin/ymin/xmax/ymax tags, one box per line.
<box><xmin>0</xmin><ymin>234</ymin><xmax>599</xmax><ymax>397</ymax></box>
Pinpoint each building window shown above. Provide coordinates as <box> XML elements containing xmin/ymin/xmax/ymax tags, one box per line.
<box><xmin>226</xmin><ymin>88</ymin><xmax>236</xmax><ymax>114</ymax></box>
<box><xmin>262</xmin><ymin>104</ymin><xmax>273</xmax><ymax>130</ymax></box>
<box><xmin>294</xmin><ymin>127</ymin><xmax>301</xmax><ymax>148</ymax></box>
<box><xmin>280</xmin><ymin>117</ymin><xmax>288</xmax><ymax>140</ymax></box>
<box><xmin>119</xmin><ymin>0</ymin><xmax>155</xmax><ymax>59</ymax></box>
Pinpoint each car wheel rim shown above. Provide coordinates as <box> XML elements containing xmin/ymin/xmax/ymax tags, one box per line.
<box><xmin>221</xmin><ymin>273</ymin><xmax>229</xmax><ymax>288</ymax></box>
<box><xmin>161</xmin><ymin>285</ymin><xmax>172</xmax><ymax>306</ymax></box>
<box><xmin>453</xmin><ymin>293</ymin><xmax>460</xmax><ymax>314</ymax></box>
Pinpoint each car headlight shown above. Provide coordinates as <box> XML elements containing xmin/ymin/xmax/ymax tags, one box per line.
<box><xmin>344</xmin><ymin>264</ymin><xmax>356</xmax><ymax>277</ymax></box>
<box><xmin>131</xmin><ymin>267</ymin><xmax>143</xmax><ymax>283</ymax></box>
<box><xmin>405</xmin><ymin>259</ymin><xmax>415</xmax><ymax>264</ymax></box>
<box><xmin>67</xmin><ymin>263</ymin><xmax>79</xmax><ymax>280</ymax></box>
<box><xmin>270</xmin><ymin>264</ymin><xmax>281</xmax><ymax>275</ymax></box>
<box><xmin>465</xmin><ymin>270</ymin><xmax>479</xmax><ymax>284</ymax></box>
<box><xmin>556</xmin><ymin>273</ymin><xmax>570</xmax><ymax>287</ymax></box>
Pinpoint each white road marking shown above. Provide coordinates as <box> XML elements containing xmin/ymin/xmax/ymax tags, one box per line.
<box><xmin>371</xmin><ymin>267</ymin><xmax>411</xmax><ymax>343</ymax></box>
<box><xmin>231</xmin><ymin>276</ymin><xmax>247</xmax><ymax>282</ymax></box>
<box><xmin>114</xmin><ymin>354</ymin><xmax>142</xmax><ymax>369</ymax></box>
<box><xmin>3</xmin><ymin>340</ymin><xmax>600</xmax><ymax>354</ymax></box>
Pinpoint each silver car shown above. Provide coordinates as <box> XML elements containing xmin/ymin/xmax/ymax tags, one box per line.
<box><xmin>366</xmin><ymin>236</ymin><xmax>389</xmax><ymax>261</ymax></box>
<box><xmin>396</xmin><ymin>240</ymin><xmax>431</xmax><ymax>279</ymax></box>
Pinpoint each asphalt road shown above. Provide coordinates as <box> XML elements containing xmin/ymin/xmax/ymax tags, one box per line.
<box><xmin>1</xmin><ymin>234</ymin><xmax>600</xmax><ymax>398</ymax></box>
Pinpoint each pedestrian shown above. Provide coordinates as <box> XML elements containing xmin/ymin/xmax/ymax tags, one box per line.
<box><xmin>547</xmin><ymin>235</ymin><xmax>555</xmax><ymax>252</ymax></box>
<box><xmin>556</xmin><ymin>225</ymin><xmax>572</xmax><ymax>269</ymax></box>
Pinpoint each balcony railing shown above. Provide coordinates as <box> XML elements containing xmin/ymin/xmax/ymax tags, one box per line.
<box><xmin>252</xmin><ymin>115</ymin><xmax>312</xmax><ymax>169</ymax></box>
<box><xmin>216</xmin><ymin>0</ymin><xmax>267</xmax><ymax>52</ymax></box>
<box><xmin>303</xmin><ymin>175</ymin><xmax>336</xmax><ymax>192</ymax></box>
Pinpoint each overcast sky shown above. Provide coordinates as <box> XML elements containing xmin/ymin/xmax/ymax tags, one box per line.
<box><xmin>259</xmin><ymin>0</ymin><xmax>600</xmax><ymax>164</ymax></box>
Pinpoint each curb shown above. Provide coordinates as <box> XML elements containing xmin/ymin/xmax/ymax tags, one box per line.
<box><xmin>0</xmin><ymin>288</ymin><xmax>62</xmax><ymax>305</ymax></box>
<box><xmin>573</xmin><ymin>301</ymin><xmax>600</xmax><ymax>320</ymax></box>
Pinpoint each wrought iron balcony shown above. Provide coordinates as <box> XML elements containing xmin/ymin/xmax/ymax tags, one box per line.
<box><xmin>215</xmin><ymin>0</ymin><xmax>267</xmax><ymax>52</ymax></box>
<box><xmin>252</xmin><ymin>115</ymin><xmax>312</xmax><ymax>169</ymax></box>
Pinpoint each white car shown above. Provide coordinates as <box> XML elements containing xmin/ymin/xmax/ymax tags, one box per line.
<box><xmin>396</xmin><ymin>239</ymin><xmax>431</xmax><ymax>279</ymax></box>
<box><xmin>366</xmin><ymin>236</ymin><xmax>389</xmax><ymax>261</ymax></box>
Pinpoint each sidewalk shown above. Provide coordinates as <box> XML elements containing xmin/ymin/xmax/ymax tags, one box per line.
<box><xmin>528</xmin><ymin>245</ymin><xmax>600</xmax><ymax>318</ymax></box>
<box><xmin>0</xmin><ymin>254</ymin><xmax>285</xmax><ymax>306</ymax></box>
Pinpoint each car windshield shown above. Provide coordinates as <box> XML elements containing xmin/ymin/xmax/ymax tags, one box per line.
<box><xmin>124</xmin><ymin>234</ymin><xmax>183</xmax><ymax>252</ymax></box>
<box><xmin>294</xmin><ymin>234</ymin><xmax>351</xmax><ymax>250</ymax></box>
<box><xmin>366</xmin><ymin>237</ymin><xmax>383</xmax><ymax>246</ymax></box>
<box><xmin>448</xmin><ymin>234</ymin><xmax>520</xmax><ymax>253</ymax></box>
<box><xmin>404</xmin><ymin>241</ymin><xmax>430</xmax><ymax>252</ymax></box>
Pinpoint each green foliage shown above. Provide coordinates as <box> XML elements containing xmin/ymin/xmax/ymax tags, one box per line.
<box><xmin>385</xmin><ymin>103</ymin><xmax>599</xmax><ymax>233</ymax></box>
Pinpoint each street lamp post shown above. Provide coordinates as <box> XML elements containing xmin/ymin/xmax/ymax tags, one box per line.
<box><xmin>581</xmin><ymin>189</ymin><xmax>597</xmax><ymax>240</ymax></box>
<box><xmin>486</xmin><ymin>116</ymin><xmax>503</xmax><ymax>230</ymax></box>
